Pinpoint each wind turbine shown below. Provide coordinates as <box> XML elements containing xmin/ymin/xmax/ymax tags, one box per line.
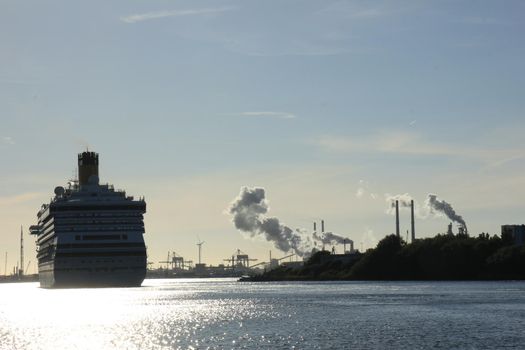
<box><xmin>196</xmin><ymin>238</ymin><xmax>205</xmax><ymax>265</ymax></box>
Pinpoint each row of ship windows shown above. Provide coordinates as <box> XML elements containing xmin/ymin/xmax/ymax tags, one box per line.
<box><xmin>38</xmin><ymin>223</ymin><xmax>142</xmax><ymax>234</ymax></box>
<box><xmin>55</xmin><ymin>220</ymin><xmax>143</xmax><ymax>224</ymax></box>
<box><xmin>54</xmin><ymin>251</ymin><xmax>146</xmax><ymax>257</ymax></box>
<box><xmin>58</xmin><ymin>226</ymin><xmax>143</xmax><ymax>232</ymax></box>
<box><xmin>75</xmin><ymin>234</ymin><xmax>128</xmax><ymax>240</ymax></box>
<box><xmin>54</xmin><ymin>256</ymin><xmax>145</xmax><ymax>263</ymax></box>
<box><xmin>51</xmin><ymin>206</ymin><xmax>145</xmax><ymax>212</ymax></box>
<box><xmin>54</xmin><ymin>214</ymin><xmax>143</xmax><ymax>217</ymax></box>
<box><xmin>41</xmin><ymin>214</ymin><xmax>143</xmax><ymax>225</ymax></box>
<box><xmin>57</xmin><ymin>242</ymin><xmax>145</xmax><ymax>249</ymax></box>
<box><xmin>57</xmin><ymin>259</ymin><xmax>124</xmax><ymax>264</ymax></box>
<box><xmin>51</xmin><ymin>267</ymin><xmax>144</xmax><ymax>272</ymax></box>
<box><xmin>41</xmin><ymin>212</ymin><xmax>142</xmax><ymax>222</ymax></box>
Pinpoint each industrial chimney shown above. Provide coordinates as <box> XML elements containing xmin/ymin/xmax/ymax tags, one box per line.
<box><xmin>313</xmin><ymin>222</ymin><xmax>317</xmax><ymax>232</ymax></box>
<box><xmin>321</xmin><ymin>220</ymin><xmax>325</xmax><ymax>233</ymax></box>
<box><xmin>411</xmin><ymin>199</ymin><xmax>415</xmax><ymax>242</ymax></box>
<box><xmin>395</xmin><ymin>200</ymin><xmax>400</xmax><ymax>237</ymax></box>
<box><xmin>78</xmin><ymin>151</ymin><xmax>99</xmax><ymax>186</ymax></box>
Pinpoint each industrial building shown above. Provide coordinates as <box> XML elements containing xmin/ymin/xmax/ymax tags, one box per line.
<box><xmin>501</xmin><ymin>225</ymin><xmax>525</xmax><ymax>246</ymax></box>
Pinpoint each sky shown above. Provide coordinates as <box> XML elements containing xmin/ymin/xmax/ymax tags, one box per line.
<box><xmin>1</xmin><ymin>0</ymin><xmax>524</xmax><ymax>271</ymax></box>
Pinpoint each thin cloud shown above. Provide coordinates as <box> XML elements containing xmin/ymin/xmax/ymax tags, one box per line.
<box><xmin>317</xmin><ymin>131</ymin><xmax>455</xmax><ymax>156</ymax></box>
<box><xmin>356</xmin><ymin>180</ymin><xmax>378</xmax><ymax>200</ymax></box>
<box><xmin>120</xmin><ymin>7</ymin><xmax>234</xmax><ymax>24</ymax></box>
<box><xmin>2</xmin><ymin>136</ymin><xmax>14</xmax><ymax>145</ymax></box>
<box><xmin>0</xmin><ymin>192</ymin><xmax>44</xmax><ymax>206</ymax></box>
<box><xmin>315</xmin><ymin>130</ymin><xmax>525</xmax><ymax>165</ymax></box>
<box><xmin>233</xmin><ymin>111</ymin><xmax>297</xmax><ymax>119</ymax></box>
<box><xmin>485</xmin><ymin>154</ymin><xmax>525</xmax><ymax>170</ymax></box>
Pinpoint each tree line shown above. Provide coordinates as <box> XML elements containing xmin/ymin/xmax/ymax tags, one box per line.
<box><xmin>248</xmin><ymin>232</ymin><xmax>525</xmax><ymax>281</ymax></box>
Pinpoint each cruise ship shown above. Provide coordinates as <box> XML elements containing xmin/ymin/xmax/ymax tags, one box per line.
<box><xmin>29</xmin><ymin>151</ymin><xmax>147</xmax><ymax>288</ymax></box>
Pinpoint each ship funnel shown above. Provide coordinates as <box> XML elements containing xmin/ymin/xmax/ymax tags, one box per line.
<box><xmin>78</xmin><ymin>151</ymin><xmax>99</xmax><ymax>186</ymax></box>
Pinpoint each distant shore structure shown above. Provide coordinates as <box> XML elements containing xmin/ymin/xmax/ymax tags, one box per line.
<box><xmin>501</xmin><ymin>225</ymin><xmax>525</xmax><ymax>246</ymax></box>
<box><xmin>29</xmin><ymin>151</ymin><xmax>147</xmax><ymax>288</ymax></box>
<box><xmin>394</xmin><ymin>199</ymin><xmax>416</xmax><ymax>243</ymax></box>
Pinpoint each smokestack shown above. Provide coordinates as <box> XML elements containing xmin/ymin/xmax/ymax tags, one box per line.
<box><xmin>411</xmin><ymin>199</ymin><xmax>415</xmax><ymax>242</ymax></box>
<box><xmin>395</xmin><ymin>200</ymin><xmax>400</xmax><ymax>237</ymax></box>
<box><xmin>78</xmin><ymin>151</ymin><xmax>99</xmax><ymax>186</ymax></box>
<box><xmin>321</xmin><ymin>220</ymin><xmax>325</xmax><ymax>233</ymax></box>
<box><xmin>313</xmin><ymin>222</ymin><xmax>317</xmax><ymax>232</ymax></box>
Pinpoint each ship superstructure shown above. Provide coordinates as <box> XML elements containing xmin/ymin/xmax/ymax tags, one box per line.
<box><xmin>30</xmin><ymin>151</ymin><xmax>147</xmax><ymax>288</ymax></box>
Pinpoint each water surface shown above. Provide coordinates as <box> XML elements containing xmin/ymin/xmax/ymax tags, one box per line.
<box><xmin>0</xmin><ymin>279</ymin><xmax>523</xmax><ymax>349</ymax></box>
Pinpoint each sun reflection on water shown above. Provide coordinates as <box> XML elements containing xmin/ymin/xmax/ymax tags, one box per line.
<box><xmin>0</xmin><ymin>279</ymin><xmax>278</xmax><ymax>350</ymax></box>
<box><xmin>1</xmin><ymin>279</ymin><xmax>523</xmax><ymax>349</ymax></box>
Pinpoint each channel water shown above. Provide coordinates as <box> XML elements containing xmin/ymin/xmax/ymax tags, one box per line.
<box><xmin>0</xmin><ymin>279</ymin><xmax>524</xmax><ymax>349</ymax></box>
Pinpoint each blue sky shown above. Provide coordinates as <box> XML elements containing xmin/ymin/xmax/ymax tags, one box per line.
<box><xmin>1</xmin><ymin>0</ymin><xmax>524</xmax><ymax>269</ymax></box>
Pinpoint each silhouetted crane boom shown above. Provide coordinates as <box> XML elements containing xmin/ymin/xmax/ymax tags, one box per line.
<box><xmin>277</xmin><ymin>254</ymin><xmax>295</xmax><ymax>262</ymax></box>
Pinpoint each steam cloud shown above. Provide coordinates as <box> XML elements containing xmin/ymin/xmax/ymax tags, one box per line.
<box><xmin>228</xmin><ymin>187</ymin><xmax>309</xmax><ymax>256</ymax></box>
<box><xmin>228</xmin><ymin>187</ymin><xmax>353</xmax><ymax>256</ymax></box>
<box><xmin>313</xmin><ymin>231</ymin><xmax>353</xmax><ymax>245</ymax></box>
<box><xmin>425</xmin><ymin>194</ymin><xmax>467</xmax><ymax>231</ymax></box>
<box><xmin>385</xmin><ymin>193</ymin><xmax>414</xmax><ymax>215</ymax></box>
<box><xmin>385</xmin><ymin>193</ymin><xmax>467</xmax><ymax>231</ymax></box>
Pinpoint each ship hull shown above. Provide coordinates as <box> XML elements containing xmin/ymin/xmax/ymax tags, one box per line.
<box><xmin>38</xmin><ymin>257</ymin><xmax>146</xmax><ymax>288</ymax></box>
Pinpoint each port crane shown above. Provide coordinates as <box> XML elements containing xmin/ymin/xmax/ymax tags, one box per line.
<box><xmin>159</xmin><ymin>251</ymin><xmax>193</xmax><ymax>270</ymax></box>
<box><xmin>223</xmin><ymin>249</ymin><xmax>257</xmax><ymax>268</ymax></box>
<box><xmin>159</xmin><ymin>251</ymin><xmax>172</xmax><ymax>269</ymax></box>
<box><xmin>170</xmin><ymin>252</ymin><xmax>193</xmax><ymax>270</ymax></box>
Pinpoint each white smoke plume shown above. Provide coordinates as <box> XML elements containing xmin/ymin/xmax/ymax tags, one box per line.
<box><xmin>384</xmin><ymin>192</ymin><xmax>467</xmax><ymax>231</ymax></box>
<box><xmin>313</xmin><ymin>231</ymin><xmax>353</xmax><ymax>246</ymax></box>
<box><xmin>228</xmin><ymin>186</ymin><xmax>353</xmax><ymax>256</ymax></box>
<box><xmin>356</xmin><ymin>180</ymin><xmax>378</xmax><ymax>200</ymax></box>
<box><xmin>228</xmin><ymin>187</ymin><xmax>310</xmax><ymax>256</ymax></box>
<box><xmin>425</xmin><ymin>194</ymin><xmax>467</xmax><ymax>231</ymax></box>
<box><xmin>385</xmin><ymin>193</ymin><xmax>415</xmax><ymax>215</ymax></box>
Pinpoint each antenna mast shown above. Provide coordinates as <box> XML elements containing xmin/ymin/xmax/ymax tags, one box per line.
<box><xmin>20</xmin><ymin>226</ymin><xmax>24</xmax><ymax>277</ymax></box>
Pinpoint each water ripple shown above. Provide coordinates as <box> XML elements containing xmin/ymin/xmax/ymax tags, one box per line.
<box><xmin>0</xmin><ymin>279</ymin><xmax>523</xmax><ymax>349</ymax></box>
